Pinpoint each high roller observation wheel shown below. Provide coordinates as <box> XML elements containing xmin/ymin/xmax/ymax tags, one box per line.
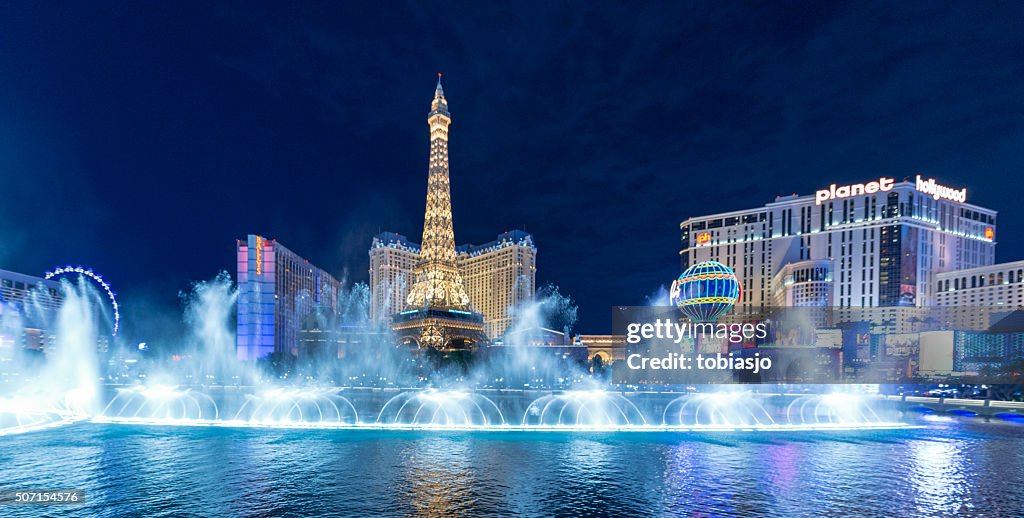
<box><xmin>44</xmin><ymin>266</ymin><xmax>120</xmax><ymax>336</ymax></box>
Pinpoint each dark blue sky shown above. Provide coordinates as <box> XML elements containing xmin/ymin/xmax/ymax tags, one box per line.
<box><xmin>1</xmin><ymin>2</ymin><xmax>1023</xmax><ymax>337</ymax></box>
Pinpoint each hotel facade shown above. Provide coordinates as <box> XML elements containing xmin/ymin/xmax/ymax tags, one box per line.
<box><xmin>369</xmin><ymin>230</ymin><xmax>536</xmax><ymax>340</ymax></box>
<box><xmin>0</xmin><ymin>267</ymin><xmax>114</xmax><ymax>363</ymax></box>
<box><xmin>934</xmin><ymin>260</ymin><xmax>1024</xmax><ymax>331</ymax></box>
<box><xmin>0</xmin><ymin>269</ymin><xmax>64</xmax><ymax>353</ymax></box>
<box><xmin>236</xmin><ymin>235</ymin><xmax>342</xmax><ymax>360</ymax></box>
<box><xmin>680</xmin><ymin>175</ymin><xmax>996</xmax><ymax>332</ymax></box>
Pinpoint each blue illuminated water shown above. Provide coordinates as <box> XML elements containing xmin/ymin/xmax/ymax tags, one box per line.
<box><xmin>1</xmin><ymin>415</ymin><xmax>1022</xmax><ymax>517</ymax></box>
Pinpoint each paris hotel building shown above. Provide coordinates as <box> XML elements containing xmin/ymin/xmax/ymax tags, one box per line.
<box><xmin>369</xmin><ymin>230</ymin><xmax>536</xmax><ymax>339</ymax></box>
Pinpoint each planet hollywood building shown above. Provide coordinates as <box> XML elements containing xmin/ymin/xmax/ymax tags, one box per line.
<box><xmin>679</xmin><ymin>175</ymin><xmax>995</xmax><ymax>333</ymax></box>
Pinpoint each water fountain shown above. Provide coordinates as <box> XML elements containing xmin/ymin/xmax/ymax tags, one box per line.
<box><xmin>523</xmin><ymin>390</ymin><xmax>647</xmax><ymax>428</ymax></box>
<box><xmin>0</xmin><ymin>277</ymin><xmax>101</xmax><ymax>435</ymax></box>
<box><xmin>786</xmin><ymin>392</ymin><xmax>886</xmax><ymax>426</ymax></box>
<box><xmin>84</xmin><ymin>387</ymin><xmax>908</xmax><ymax>432</ymax></box>
<box><xmin>663</xmin><ymin>391</ymin><xmax>775</xmax><ymax>428</ymax></box>
<box><xmin>0</xmin><ymin>274</ymin><xmax>916</xmax><ymax>436</ymax></box>
<box><xmin>376</xmin><ymin>390</ymin><xmax>505</xmax><ymax>428</ymax></box>
<box><xmin>0</xmin><ymin>395</ymin><xmax>76</xmax><ymax>436</ymax></box>
<box><xmin>182</xmin><ymin>273</ymin><xmax>246</xmax><ymax>385</ymax></box>
<box><xmin>98</xmin><ymin>385</ymin><xmax>220</xmax><ymax>423</ymax></box>
<box><xmin>234</xmin><ymin>387</ymin><xmax>358</xmax><ymax>425</ymax></box>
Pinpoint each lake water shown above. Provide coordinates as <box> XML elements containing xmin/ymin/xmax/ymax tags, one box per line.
<box><xmin>1</xmin><ymin>415</ymin><xmax>1022</xmax><ymax>517</ymax></box>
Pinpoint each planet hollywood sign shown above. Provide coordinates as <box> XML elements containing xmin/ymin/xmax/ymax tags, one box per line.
<box><xmin>814</xmin><ymin>175</ymin><xmax>966</xmax><ymax>205</ymax></box>
<box><xmin>815</xmin><ymin>177</ymin><xmax>894</xmax><ymax>205</ymax></box>
<box><xmin>915</xmin><ymin>175</ymin><xmax>967</xmax><ymax>203</ymax></box>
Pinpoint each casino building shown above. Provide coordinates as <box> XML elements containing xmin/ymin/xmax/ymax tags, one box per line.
<box><xmin>0</xmin><ymin>269</ymin><xmax>63</xmax><ymax>353</ymax></box>
<box><xmin>368</xmin><ymin>232</ymin><xmax>420</xmax><ymax>323</ymax></box>
<box><xmin>934</xmin><ymin>260</ymin><xmax>1024</xmax><ymax>331</ymax></box>
<box><xmin>0</xmin><ymin>267</ymin><xmax>113</xmax><ymax>368</ymax></box>
<box><xmin>236</xmin><ymin>235</ymin><xmax>342</xmax><ymax>360</ymax></box>
<box><xmin>370</xmin><ymin>231</ymin><xmax>536</xmax><ymax>340</ymax></box>
<box><xmin>680</xmin><ymin>175</ymin><xmax>996</xmax><ymax>332</ymax></box>
<box><xmin>772</xmin><ymin>260</ymin><xmax>834</xmax><ymax>308</ymax></box>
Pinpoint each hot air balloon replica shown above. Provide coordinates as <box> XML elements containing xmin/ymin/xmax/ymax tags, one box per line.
<box><xmin>670</xmin><ymin>260</ymin><xmax>741</xmax><ymax>323</ymax></box>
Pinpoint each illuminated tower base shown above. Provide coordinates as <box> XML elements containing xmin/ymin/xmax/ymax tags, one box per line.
<box><xmin>392</xmin><ymin>308</ymin><xmax>486</xmax><ymax>351</ymax></box>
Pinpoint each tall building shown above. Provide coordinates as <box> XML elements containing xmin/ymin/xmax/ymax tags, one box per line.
<box><xmin>369</xmin><ymin>232</ymin><xmax>420</xmax><ymax>324</ymax></box>
<box><xmin>0</xmin><ymin>268</ymin><xmax>114</xmax><ymax>358</ymax></box>
<box><xmin>236</xmin><ymin>235</ymin><xmax>342</xmax><ymax>360</ymax></box>
<box><xmin>0</xmin><ymin>269</ymin><xmax>63</xmax><ymax>352</ymax></box>
<box><xmin>390</xmin><ymin>75</ymin><xmax>487</xmax><ymax>350</ymax></box>
<box><xmin>918</xmin><ymin>329</ymin><xmax>1024</xmax><ymax>375</ymax></box>
<box><xmin>371</xmin><ymin>230</ymin><xmax>537</xmax><ymax>339</ymax></box>
<box><xmin>934</xmin><ymin>260</ymin><xmax>1024</xmax><ymax>330</ymax></box>
<box><xmin>458</xmin><ymin>230</ymin><xmax>537</xmax><ymax>338</ymax></box>
<box><xmin>772</xmin><ymin>260</ymin><xmax>834</xmax><ymax>308</ymax></box>
<box><xmin>680</xmin><ymin>175</ymin><xmax>996</xmax><ymax>332</ymax></box>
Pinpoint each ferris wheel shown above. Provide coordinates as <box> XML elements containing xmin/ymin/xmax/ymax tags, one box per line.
<box><xmin>44</xmin><ymin>266</ymin><xmax>120</xmax><ymax>336</ymax></box>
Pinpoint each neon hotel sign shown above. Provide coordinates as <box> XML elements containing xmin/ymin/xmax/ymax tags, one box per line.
<box><xmin>815</xmin><ymin>175</ymin><xmax>966</xmax><ymax>205</ymax></box>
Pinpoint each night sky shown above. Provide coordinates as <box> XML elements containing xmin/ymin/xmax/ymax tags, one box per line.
<box><xmin>2</xmin><ymin>2</ymin><xmax>1023</xmax><ymax>339</ymax></box>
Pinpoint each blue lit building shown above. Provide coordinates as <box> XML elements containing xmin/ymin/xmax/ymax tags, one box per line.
<box><xmin>236</xmin><ymin>235</ymin><xmax>341</xmax><ymax>361</ymax></box>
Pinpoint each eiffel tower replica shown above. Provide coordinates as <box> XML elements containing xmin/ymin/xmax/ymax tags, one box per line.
<box><xmin>392</xmin><ymin>75</ymin><xmax>486</xmax><ymax>351</ymax></box>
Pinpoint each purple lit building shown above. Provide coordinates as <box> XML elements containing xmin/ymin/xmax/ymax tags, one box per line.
<box><xmin>236</xmin><ymin>235</ymin><xmax>341</xmax><ymax>361</ymax></box>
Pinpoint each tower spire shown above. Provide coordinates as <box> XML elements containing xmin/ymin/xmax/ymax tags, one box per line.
<box><xmin>430</xmin><ymin>72</ymin><xmax>450</xmax><ymax>120</ymax></box>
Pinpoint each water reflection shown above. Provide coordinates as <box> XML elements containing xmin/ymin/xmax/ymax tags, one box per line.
<box><xmin>402</xmin><ymin>437</ymin><xmax>477</xmax><ymax>517</ymax></box>
<box><xmin>0</xmin><ymin>417</ymin><xmax>1020</xmax><ymax>517</ymax></box>
<box><xmin>910</xmin><ymin>439</ymin><xmax>969</xmax><ymax>515</ymax></box>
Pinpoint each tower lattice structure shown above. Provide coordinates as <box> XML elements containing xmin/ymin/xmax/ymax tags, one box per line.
<box><xmin>399</xmin><ymin>75</ymin><xmax>483</xmax><ymax>350</ymax></box>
